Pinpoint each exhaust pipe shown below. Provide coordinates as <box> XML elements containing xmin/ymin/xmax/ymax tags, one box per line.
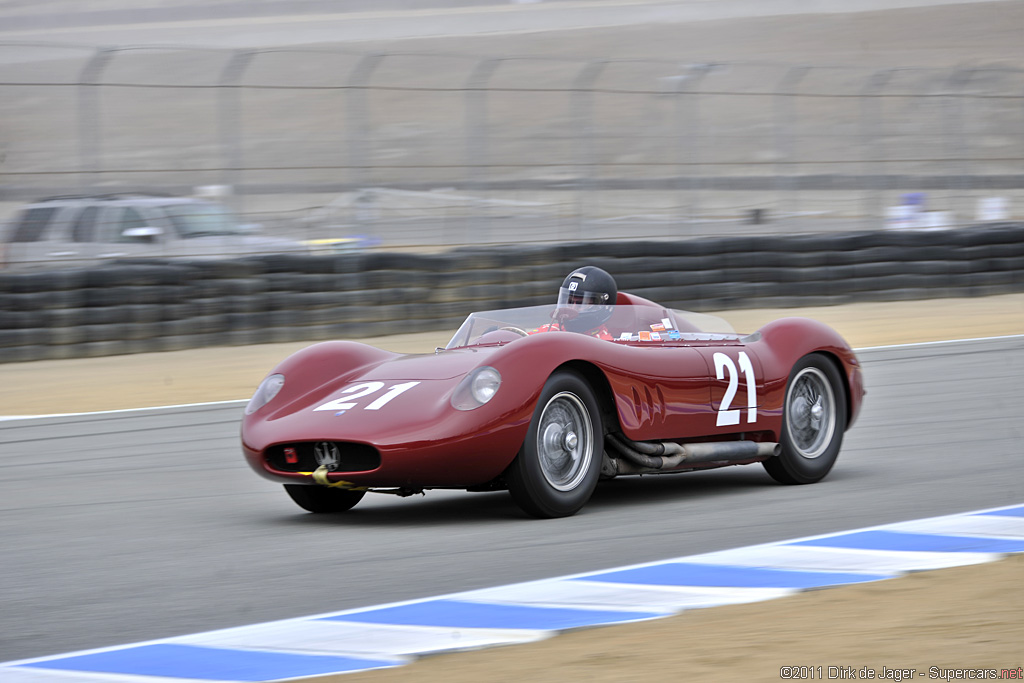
<box><xmin>605</xmin><ymin>433</ymin><xmax>779</xmax><ymax>474</ymax></box>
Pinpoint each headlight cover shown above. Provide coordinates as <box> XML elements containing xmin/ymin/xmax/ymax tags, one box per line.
<box><xmin>451</xmin><ymin>366</ymin><xmax>501</xmax><ymax>411</ymax></box>
<box><xmin>245</xmin><ymin>374</ymin><xmax>284</xmax><ymax>414</ymax></box>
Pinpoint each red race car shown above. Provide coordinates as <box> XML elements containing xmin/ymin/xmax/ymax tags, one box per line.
<box><xmin>242</xmin><ymin>278</ymin><xmax>864</xmax><ymax>518</ymax></box>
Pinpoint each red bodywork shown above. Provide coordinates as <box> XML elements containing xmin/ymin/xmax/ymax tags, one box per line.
<box><xmin>241</xmin><ymin>293</ymin><xmax>864</xmax><ymax>490</ymax></box>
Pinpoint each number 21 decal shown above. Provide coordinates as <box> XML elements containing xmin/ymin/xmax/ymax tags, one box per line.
<box><xmin>713</xmin><ymin>352</ymin><xmax>757</xmax><ymax>427</ymax></box>
<box><xmin>314</xmin><ymin>381</ymin><xmax>420</xmax><ymax>412</ymax></box>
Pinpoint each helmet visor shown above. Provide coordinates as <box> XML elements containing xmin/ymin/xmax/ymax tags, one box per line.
<box><xmin>557</xmin><ymin>286</ymin><xmax>611</xmax><ymax>310</ymax></box>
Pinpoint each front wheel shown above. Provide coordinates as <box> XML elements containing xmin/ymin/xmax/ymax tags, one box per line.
<box><xmin>507</xmin><ymin>371</ymin><xmax>604</xmax><ymax>518</ymax></box>
<box><xmin>284</xmin><ymin>484</ymin><xmax>365</xmax><ymax>513</ymax></box>
<box><xmin>763</xmin><ymin>354</ymin><xmax>847</xmax><ymax>485</ymax></box>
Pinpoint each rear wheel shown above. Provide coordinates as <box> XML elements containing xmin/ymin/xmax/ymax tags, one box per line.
<box><xmin>284</xmin><ymin>484</ymin><xmax>365</xmax><ymax>513</ymax></box>
<box><xmin>507</xmin><ymin>371</ymin><xmax>603</xmax><ymax>518</ymax></box>
<box><xmin>763</xmin><ymin>354</ymin><xmax>847</xmax><ymax>485</ymax></box>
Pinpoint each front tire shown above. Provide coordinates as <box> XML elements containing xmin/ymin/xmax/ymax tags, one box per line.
<box><xmin>507</xmin><ymin>371</ymin><xmax>604</xmax><ymax>518</ymax></box>
<box><xmin>763</xmin><ymin>354</ymin><xmax>847</xmax><ymax>485</ymax></box>
<box><xmin>284</xmin><ymin>484</ymin><xmax>365</xmax><ymax>513</ymax></box>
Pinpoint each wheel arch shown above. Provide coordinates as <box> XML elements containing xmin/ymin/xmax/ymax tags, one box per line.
<box><xmin>552</xmin><ymin>360</ymin><xmax>620</xmax><ymax>436</ymax></box>
<box><xmin>756</xmin><ymin>317</ymin><xmax>862</xmax><ymax>430</ymax></box>
<box><xmin>505</xmin><ymin>360</ymin><xmax>609</xmax><ymax>517</ymax></box>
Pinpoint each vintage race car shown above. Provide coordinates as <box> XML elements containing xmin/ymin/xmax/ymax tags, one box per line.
<box><xmin>241</xmin><ymin>291</ymin><xmax>864</xmax><ymax>518</ymax></box>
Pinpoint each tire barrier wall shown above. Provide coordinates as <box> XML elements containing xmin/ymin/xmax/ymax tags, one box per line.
<box><xmin>2</xmin><ymin>224</ymin><xmax>1023</xmax><ymax>364</ymax></box>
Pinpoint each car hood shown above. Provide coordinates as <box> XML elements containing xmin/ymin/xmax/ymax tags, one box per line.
<box><xmin>353</xmin><ymin>348</ymin><xmax>492</xmax><ymax>381</ymax></box>
<box><xmin>244</xmin><ymin>344</ymin><xmax>511</xmax><ymax>447</ymax></box>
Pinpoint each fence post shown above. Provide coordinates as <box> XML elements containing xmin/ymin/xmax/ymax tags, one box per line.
<box><xmin>859</xmin><ymin>68</ymin><xmax>893</xmax><ymax>229</ymax></box>
<box><xmin>346</xmin><ymin>53</ymin><xmax>384</xmax><ymax>227</ymax></box>
<box><xmin>77</xmin><ymin>48</ymin><xmax>115</xmax><ymax>193</ymax></box>
<box><xmin>464</xmin><ymin>57</ymin><xmax>502</xmax><ymax>244</ymax></box>
<box><xmin>217</xmin><ymin>49</ymin><xmax>255</xmax><ymax>217</ymax></box>
<box><xmin>942</xmin><ymin>67</ymin><xmax>977</xmax><ymax>227</ymax></box>
<box><xmin>774</xmin><ymin>65</ymin><xmax>810</xmax><ymax>226</ymax></box>
<box><xmin>674</xmin><ymin>63</ymin><xmax>713</xmax><ymax>229</ymax></box>
<box><xmin>570</xmin><ymin>59</ymin><xmax>607</xmax><ymax>238</ymax></box>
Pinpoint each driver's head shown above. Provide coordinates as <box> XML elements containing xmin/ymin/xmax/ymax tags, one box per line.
<box><xmin>557</xmin><ymin>266</ymin><xmax>617</xmax><ymax>332</ymax></box>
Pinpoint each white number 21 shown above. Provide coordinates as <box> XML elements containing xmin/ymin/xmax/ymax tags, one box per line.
<box><xmin>713</xmin><ymin>352</ymin><xmax>757</xmax><ymax>427</ymax></box>
<box><xmin>314</xmin><ymin>381</ymin><xmax>420</xmax><ymax>412</ymax></box>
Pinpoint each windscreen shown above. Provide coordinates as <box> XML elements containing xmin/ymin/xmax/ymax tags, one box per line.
<box><xmin>445</xmin><ymin>303</ymin><xmax>736</xmax><ymax>349</ymax></box>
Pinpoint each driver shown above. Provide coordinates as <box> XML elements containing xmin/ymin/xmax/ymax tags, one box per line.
<box><xmin>543</xmin><ymin>266</ymin><xmax>618</xmax><ymax>340</ymax></box>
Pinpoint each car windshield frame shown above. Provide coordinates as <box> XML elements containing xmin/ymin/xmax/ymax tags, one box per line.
<box><xmin>445</xmin><ymin>303</ymin><xmax>736</xmax><ymax>349</ymax></box>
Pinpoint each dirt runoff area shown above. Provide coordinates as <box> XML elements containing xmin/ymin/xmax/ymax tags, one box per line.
<box><xmin>3</xmin><ymin>294</ymin><xmax>1024</xmax><ymax>681</ymax></box>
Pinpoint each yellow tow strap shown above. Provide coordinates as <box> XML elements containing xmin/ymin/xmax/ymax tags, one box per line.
<box><xmin>306</xmin><ymin>465</ymin><xmax>370</xmax><ymax>491</ymax></box>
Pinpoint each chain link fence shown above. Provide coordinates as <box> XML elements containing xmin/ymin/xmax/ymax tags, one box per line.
<box><xmin>1</xmin><ymin>43</ymin><xmax>1022</xmax><ymax>246</ymax></box>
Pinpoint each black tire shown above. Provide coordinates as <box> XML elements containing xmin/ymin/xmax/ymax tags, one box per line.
<box><xmin>284</xmin><ymin>484</ymin><xmax>365</xmax><ymax>513</ymax></box>
<box><xmin>763</xmin><ymin>354</ymin><xmax>848</xmax><ymax>485</ymax></box>
<box><xmin>507</xmin><ymin>371</ymin><xmax>604</xmax><ymax>518</ymax></box>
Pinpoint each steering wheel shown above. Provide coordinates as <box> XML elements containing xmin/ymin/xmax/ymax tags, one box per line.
<box><xmin>498</xmin><ymin>326</ymin><xmax>529</xmax><ymax>337</ymax></box>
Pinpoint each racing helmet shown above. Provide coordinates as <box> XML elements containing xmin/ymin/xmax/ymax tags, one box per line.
<box><xmin>556</xmin><ymin>266</ymin><xmax>617</xmax><ymax>333</ymax></box>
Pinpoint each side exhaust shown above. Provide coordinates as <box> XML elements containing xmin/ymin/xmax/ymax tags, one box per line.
<box><xmin>604</xmin><ymin>432</ymin><xmax>779</xmax><ymax>476</ymax></box>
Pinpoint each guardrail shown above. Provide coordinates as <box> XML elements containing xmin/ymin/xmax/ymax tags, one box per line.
<box><xmin>1</xmin><ymin>224</ymin><xmax>1022</xmax><ymax>363</ymax></box>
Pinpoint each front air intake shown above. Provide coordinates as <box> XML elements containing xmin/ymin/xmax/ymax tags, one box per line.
<box><xmin>266</xmin><ymin>442</ymin><xmax>381</xmax><ymax>473</ymax></box>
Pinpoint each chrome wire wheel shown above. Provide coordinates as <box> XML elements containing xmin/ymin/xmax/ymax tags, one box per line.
<box><xmin>764</xmin><ymin>354</ymin><xmax>847</xmax><ymax>486</ymax></box>
<box><xmin>785</xmin><ymin>366</ymin><xmax>837</xmax><ymax>459</ymax></box>
<box><xmin>507</xmin><ymin>371</ymin><xmax>604</xmax><ymax>518</ymax></box>
<box><xmin>536</xmin><ymin>391</ymin><xmax>594</xmax><ymax>492</ymax></box>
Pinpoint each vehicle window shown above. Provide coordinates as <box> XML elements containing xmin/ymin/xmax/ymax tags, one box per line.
<box><xmin>163</xmin><ymin>203</ymin><xmax>242</xmax><ymax>237</ymax></box>
<box><xmin>116</xmin><ymin>208</ymin><xmax>148</xmax><ymax>242</ymax></box>
<box><xmin>9</xmin><ymin>207</ymin><xmax>58</xmax><ymax>242</ymax></box>
<box><xmin>71</xmin><ymin>206</ymin><xmax>99</xmax><ymax>242</ymax></box>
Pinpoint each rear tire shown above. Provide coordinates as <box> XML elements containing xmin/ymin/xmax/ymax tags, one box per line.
<box><xmin>507</xmin><ymin>371</ymin><xmax>603</xmax><ymax>518</ymax></box>
<box><xmin>763</xmin><ymin>354</ymin><xmax>847</xmax><ymax>485</ymax></box>
<box><xmin>284</xmin><ymin>484</ymin><xmax>365</xmax><ymax>513</ymax></box>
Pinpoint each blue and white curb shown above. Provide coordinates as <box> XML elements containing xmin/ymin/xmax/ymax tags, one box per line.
<box><xmin>4</xmin><ymin>503</ymin><xmax>1024</xmax><ymax>682</ymax></box>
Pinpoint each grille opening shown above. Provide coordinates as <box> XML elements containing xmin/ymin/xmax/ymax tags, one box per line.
<box><xmin>266</xmin><ymin>442</ymin><xmax>381</xmax><ymax>473</ymax></box>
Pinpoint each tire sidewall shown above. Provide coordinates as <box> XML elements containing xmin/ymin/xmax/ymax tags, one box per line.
<box><xmin>508</xmin><ymin>371</ymin><xmax>604</xmax><ymax>518</ymax></box>
<box><xmin>774</xmin><ymin>354</ymin><xmax>848</xmax><ymax>484</ymax></box>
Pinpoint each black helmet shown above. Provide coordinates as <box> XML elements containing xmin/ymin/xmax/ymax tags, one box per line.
<box><xmin>556</xmin><ymin>266</ymin><xmax>617</xmax><ymax>332</ymax></box>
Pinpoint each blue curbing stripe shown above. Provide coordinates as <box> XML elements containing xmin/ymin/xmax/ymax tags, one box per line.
<box><xmin>577</xmin><ymin>562</ymin><xmax>892</xmax><ymax>589</ymax></box>
<box><xmin>792</xmin><ymin>529</ymin><xmax>1024</xmax><ymax>553</ymax></box>
<box><xmin>323</xmin><ymin>599</ymin><xmax>662</xmax><ymax>630</ymax></box>
<box><xmin>18</xmin><ymin>643</ymin><xmax>400</xmax><ymax>681</ymax></box>
<box><xmin>977</xmin><ymin>505</ymin><xmax>1024</xmax><ymax>518</ymax></box>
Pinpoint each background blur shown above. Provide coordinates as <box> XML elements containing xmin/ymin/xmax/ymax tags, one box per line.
<box><xmin>1</xmin><ymin>0</ymin><xmax>1022</xmax><ymax>251</ymax></box>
